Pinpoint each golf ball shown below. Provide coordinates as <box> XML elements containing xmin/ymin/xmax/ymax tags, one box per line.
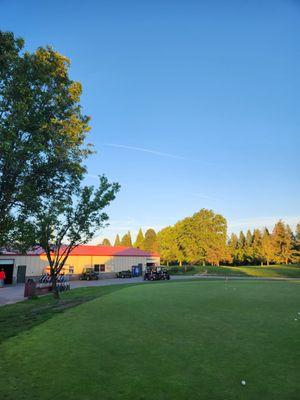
<box><xmin>241</xmin><ymin>380</ymin><xmax>246</xmax><ymax>386</ymax></box>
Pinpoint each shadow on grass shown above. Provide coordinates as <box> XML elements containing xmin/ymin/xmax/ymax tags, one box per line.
<box><xmin>0</xmin><ymin>283</ymin><xmax>141</xmax><ymax>345</ymax></box>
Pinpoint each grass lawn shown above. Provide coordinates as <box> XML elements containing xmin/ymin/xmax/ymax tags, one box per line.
<box><xmin>0</xmin><ymin>280</ymin><xmax>300</xmax><ymax>400</ymax></box>
<box><xmin>171</xmin><ymin>264</ymin><xmax>300</xmax><ymax>278</ymax></box>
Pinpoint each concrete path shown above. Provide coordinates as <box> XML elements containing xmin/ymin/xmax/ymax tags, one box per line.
<box><xmin>1</xmin><ymin>275</ymin><xmax>299</xmax><ymax>306</ymax></box>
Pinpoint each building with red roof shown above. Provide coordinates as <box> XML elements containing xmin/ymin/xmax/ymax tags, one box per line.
<box><xmin>0</xmin><ymin>245</ymin><xmax>160</xmax><ymax>284</ymax></box>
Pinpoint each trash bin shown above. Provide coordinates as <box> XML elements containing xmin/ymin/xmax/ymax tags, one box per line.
<box><xmin>24</xmin><ymin>279</ymin><xmax>36</xmax><ymax>298</ymax></box>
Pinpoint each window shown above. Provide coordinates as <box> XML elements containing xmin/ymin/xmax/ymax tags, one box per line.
<box><xmin>94</xmin><ymin>264</ymin><xmax>105</xmax><ymax>272</ymax></box>
<box><xmin>68</xmin><ymin>266</ymin><xmax>74</xmax><ymax>274</ymax></box>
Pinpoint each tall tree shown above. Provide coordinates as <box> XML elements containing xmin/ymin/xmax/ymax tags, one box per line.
<box><xmin>244</xmin><ymin>230</ymin><xmax>254</xmax><ymax>264</ymax></box>
<box><xmin>121</xmin><ymin>231</ymin><xmax>133</xmax><ymax>247</ymax></box>
<box><xmin>176</xmin><ymin>209</ymin><xmax>228</xmax><ymax>266</ymax></box>
<box><xmin>19</xmin><ymin>176</ymin><xmax>119</xmax><ymax>298</ymax></box>
<box><xmin>157</xmin><ymin>226</ymin><xmax>179</xmax><ymax>266</ymax></box>
<box><xmin>261</xmin><ymin>228</ymin><xmax>273</xmax><ymax>266</ymax></box>
<box><xmin>134</xmin><ymin>228</ymin><xmax>144</xmax><ymax>249</ymax></box>
<box><xmin>101</xmin><ymin>238</ymin><xmax>111</xmax><ymax>246</ymax></box>
<box><xmin>293</xmin><ymin>223</ymin><xmax>300</xmax><ymax>263</ymax></box>
<box><xmin>143</xmin><ymin>228</ymin><xmax>158</xmax><ymax>253</ymax></box>
<box><xmin>0</xmin><ymin>31</ymin><xmax>90</xmax><ymax>246</ymax></box>
<box><xmin>272</xmin><ymin>221</ymin><xmax>293</xmax><ymax>264</ymax></box>
<box><xmin>114</xmin><ymin>234</ymin><xmax>121</xmax><ymax>247</ymax></box>
<box><xmin>228</xmin><ymin>233</ymin><xmax>239</xmax><ymax>265</ymax></box>
<box><xmin>236</xmin><ymin>231</ymin><xmax>246</xmax><ymax>265</ymax></box>
<box><xmin>252</xmin><ymin>229</ymin><xmax>263</xmax><ymax>265</ymax></box>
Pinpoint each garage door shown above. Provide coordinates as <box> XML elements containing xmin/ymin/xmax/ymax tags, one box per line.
<box><xmin>0</xmin><ymin>260</ymin><xmax>14</xmax><ymax>285</ymax></box>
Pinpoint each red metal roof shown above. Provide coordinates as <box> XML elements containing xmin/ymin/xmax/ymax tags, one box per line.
<box><xmin>1</xmin><ymin>245</ymin><xmax>159</xmax><ymax>258</ymax></box>
<box><xmin>61</xmin><ymin>245</ymin><xmax>159</xmax><ymax>257</ymax></box>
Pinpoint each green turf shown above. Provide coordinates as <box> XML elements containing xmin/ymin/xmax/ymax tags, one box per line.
<box><xmin>0</xmin><ymin>280</ymin><xmax>300</xmax><ymax>400</ymax></box>
<box><xmin>171</xmin><ymin>264</ymin><xmax>300</xmax><ymax>278</ymax></box>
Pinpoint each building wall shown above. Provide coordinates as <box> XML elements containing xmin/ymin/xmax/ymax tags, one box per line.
<box><xmin>0</xmin><ymin>254</ymin><xmax>160</xmax><ymax>283</ymax></box>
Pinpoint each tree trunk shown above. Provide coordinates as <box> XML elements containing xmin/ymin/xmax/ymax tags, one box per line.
<box><xmin>51</xmin><ymin>271</ymin><xmax>60</xmax><ymax>299</ymax></box>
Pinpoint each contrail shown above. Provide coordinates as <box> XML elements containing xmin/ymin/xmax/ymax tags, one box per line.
<box><xmin>102</xmin><ymin>143</ymin><xmax>186</xmax><ymax>160</ymax></box>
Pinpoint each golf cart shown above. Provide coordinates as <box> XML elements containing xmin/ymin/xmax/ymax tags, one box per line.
<box><xmin>80</xmin><ymin>268</ymin><xmax>99</xmax><ymax>281</ymax></box>
<box><xmin>143</xmin><ymin>266</ymin><xmax>170</xmax><ymax>281</ymax></box>
<box><xmin>115</xmin><ymin>270</ymin><xmax>132</xmax><ymax>278</ymax></box>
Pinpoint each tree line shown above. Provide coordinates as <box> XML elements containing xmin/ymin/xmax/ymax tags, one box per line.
<box><xmin>106</xmin><ymin>210</ymin><xmax>300</xmax><ymax>266</ymax></box>
<box><xmin>101</xmin><ymin>228</ymin><xmax>158</xmax><ymax>253</ymax></box>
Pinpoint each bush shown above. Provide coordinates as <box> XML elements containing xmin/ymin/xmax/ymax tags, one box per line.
<box><xmin>184</xmin><ymin>265</ymin><xmax>195</xmax><ymax>272</ymax></box>
<box><xmin>168</xmin><ymin>266</ymin><xmax>179</xmax><ymax>274</ymax></box>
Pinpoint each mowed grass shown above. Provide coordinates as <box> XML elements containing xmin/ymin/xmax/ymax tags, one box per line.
<box><xmin>0</xmin><ymin>280</ymin><xmax>300</xmax><ymax>400</ymax></box>
<box><xmin>172</xmin><ymin>264</ymin><xmax>300</xmax><ymax>278</ymax></box>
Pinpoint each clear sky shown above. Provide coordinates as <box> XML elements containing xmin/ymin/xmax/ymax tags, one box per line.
<box><xmin>1</xmin><ymin>0</ymin><xmax>299</xmax><ymax>242</ymax></box>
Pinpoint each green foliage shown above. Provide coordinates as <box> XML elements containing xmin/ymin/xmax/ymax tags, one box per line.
<box><xmin>121</xmin><ymin>231</ymin><xmax>133</xmax><ymax>247</ymax></box>
<box><xmin>159</xmin><ymin>209</ymin><xmax>229</xmax><ymax>266</ymax></box>
<box><xmin>271</xmin><ymin>221</ymin><xmax>293</xmax><ymax>264</ymax></box>
<box><xmin>142</xmin><ymin>228</ymin><xmax>158</xmax><ymax>253</ymax></box>
<box><xmin>19</xmin><ymin>175</ymin><xmax>120</xmax><ymax>297</ymax></box>
<box><xmin>157</xmin><ymin>226</ymin><xmax>180</xmax><ymax>265</ymax></box>
<box><xmin>0</xmin><ymin>31</ymin><xmax>91</xmax><ymax>246</ymax></box>
<box><xmin>101</xmin><ymin>238</ymin><xmax>111</xmax><ymax>246</ymax></box>
<box><xmin>114</xmin><ymin>234</ymin><xmax>121</xmax><ymax>246</ymax></box>
<box><xmin>134</xmin><ymin>228</ymin><xmax>144</xmax><ymax>249</ymax></box>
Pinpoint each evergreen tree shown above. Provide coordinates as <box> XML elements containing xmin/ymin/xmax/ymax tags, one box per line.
<box><xmin>245</xmin><ymin>230</ymin><xmax>254</xmax><ymax>264</ymax></box>
<box><xmin>114</xmin><ymin>234</ymin><xmax>121</xmax><ymax>246</ymax></box>
<box><xmin>294</xmin><ymin>223</ymin><xmax>300</xmax><ymax>262</ymax></box>
<box><xmin>143</xmin><ymin>228</ymin><xmax>158</xmax><ymax>253</ymax></box>
<box><xmin>228</xmin><ymin>233</ymin><xmax>239</xmax><ymax>265</ymax></box>
<box><xmin>102</xmin><ymin>238</ymin><xmax>111</xmax><ymax>246</ymax></box>
<box><xmin>261</xmin><ymin>228</ymin><xmax>273</xmax><ymax>266</ymax></box>
<box><xmin>252</xmin><ymin>229</ymin><xmax>263</xmax><ymax>265</ymax></box>
<box><xmin>236</xmin><ymin>231</ymin><xmax>246</xmax><ymax>265</ymax></box>
<box><xmin>134</xmin><ymin>228</ymin><xmax>144</xmax><ymax>249</ymax></box>
<box><xmin>121</xmin><ymin>231</ymin><xmax>133</xmax><ymax>247</ymax></box>
<box><xmin>296</xmin><ymin>223</ymin><xmax>300</xmax><ymax>243</ymax></box>
<box><xmin>272</xmin><ymin>221</ymin><xmax>293</xmax><ymax>264</ymax></box>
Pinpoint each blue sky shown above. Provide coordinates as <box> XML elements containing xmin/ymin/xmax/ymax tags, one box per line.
<box><xmin>1</xmin><ymin>0</ymin><xmax>299</xmax><ymax>242</ymax></box>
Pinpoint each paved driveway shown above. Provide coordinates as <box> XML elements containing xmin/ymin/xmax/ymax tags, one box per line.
<box><xmin>0</xmin><ymin>277</ymin><xmax>145</xmax><ymax>306</ymax></box>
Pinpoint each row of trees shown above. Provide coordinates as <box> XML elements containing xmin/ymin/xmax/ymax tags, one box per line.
<box><xmin>228</xmin><ymin>221</ymin><xmax>300</xmax><ymax>266</ymax></box>
<box><xmin>101</xmin><ymin>228</ymin><xmax>158</xmax><ymax>253</ymax></box>
<box><xmin>105</xmin><ymin>211</ymin><xmax>300</xmax><ymax>266</ymax></box>
<box><xmin>0</xmin><ymin>32</ymin><xmax>119</xmax><ymax>297</ymax></box>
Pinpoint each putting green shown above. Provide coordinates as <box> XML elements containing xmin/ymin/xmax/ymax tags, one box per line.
<box><xmin>0</xmin><ymin>280</ymin><xmax>299</xmax><ymax>400</ymax></box>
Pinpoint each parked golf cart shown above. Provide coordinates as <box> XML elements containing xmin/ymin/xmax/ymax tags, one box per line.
<box><xmin>80</xmin><ymin>268</ymin><xmax>99</xmax><ymax>281</ymax></box>
<box><xmin>115</xmin><ymin>270</ymin><xmax>132</xmax><ymax>278</ymax></box>
<box><xmin>143</xmin><ymin>266</ymin><xmax>170</xmax><ymax>281</ymax></box>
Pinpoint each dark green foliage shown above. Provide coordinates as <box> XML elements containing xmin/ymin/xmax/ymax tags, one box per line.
<box><xmin>134</xmin><ymin>228</ymin><xmax>144</xmax><ymax>249</ymax></box>
<box><xmin>120</xmin><ymin>231</ymin><xmax>133</xmax><ymax>247</ymax></box>
<box><xmin>143</xmin><ymin>228</ymin><xmax>158</xmax><ymax>253</ymax></box>
<box><xmin>101</xmin><ymin>238</ymin><xmax>111</xmax><ymax>246</ymax></box>
<box><xmin>0</xmin><ymin>31</ymin><xmax>91</xmax><ymax>246</ymax></box>
<box><xmin>114</xmin><ymin>234</ymin><xmax>121</xmax><ymax>246</ymax></box>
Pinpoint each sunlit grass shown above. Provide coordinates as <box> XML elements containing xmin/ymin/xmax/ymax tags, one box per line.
<box><xmin>0</xmin><ymin>280</ymin><xmax>299</xmax><ymax>400</ymax></box>
<box><xmin>171</xmin><ymin>264</ymin><xmax>300</xmax><ymax>278</ymax></box>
